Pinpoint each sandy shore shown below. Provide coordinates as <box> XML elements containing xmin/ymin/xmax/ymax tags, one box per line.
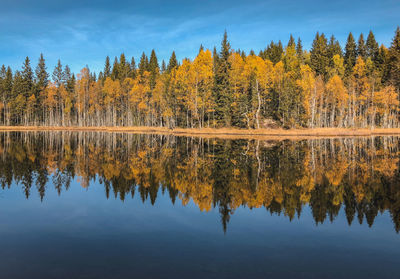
<box><xmin>0</xmin><ymin>126</ymin><xmax>400</xmax><ymax>140</ymax></box>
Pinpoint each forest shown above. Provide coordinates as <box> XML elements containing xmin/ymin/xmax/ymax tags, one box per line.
<box><xmin>1</xmin><ymin>132</ymin><xmax>400</xmax><ymax>232</ymax></box>
<box><xmin>0</xmin><ymin>28</ymin><xmax>399</xmax><ymax>129</ymax></box>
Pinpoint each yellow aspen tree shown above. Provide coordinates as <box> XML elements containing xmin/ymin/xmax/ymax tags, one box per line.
<box><xmin>88</xmin><ymin>80</ymin><xmax>103</xmax><ymax>126</ymax></box>
<box><xmin>373</xmin><ymin>86</ymin><xmax>399</xmax><ymax>127</ymax></box>
<box><xmin>229</xmin><ymin>52</ymin><xmax>247</xmax><ymax>127</ymax></box>
<box><xmin>297</xmin><ymin>65</ymin><xmax>315</xmax><ymax>127</ymax></box>
<box><xmin>121</xmin><ymin>78</ymin><xmax>135</xmax><ymax>125</ymax></box>
<box><xmin>326</xmin><ymin>75</ymin><xmax>347</xmax><ymax>127</ymax></box>
<box><xmin>175</xmin><ymin>59</ymin><xmax>192</xmax><ymax>127</ymax></box>
<box><xmin>43</xmin><ymin>82</ymin><xmax>57</xmax><ymax>126</ymax></box>
<box><xmin>129</xmin><ymin>71</ymin><xmax>150</xmax><ymax>125</ymax></box>
<box><xmin>192</xmin><ymin>49</ymin><xmax>213</xmax><ymax>128</ymax></box>
<box><xmin>273</xmin><ymin>61</ymin><xmax>285</xmax><ymax>124</ymax></box>
<box><xmin>26</xmin><ymin>94</ymin><xmax>36</xmax><ymax>125</ymax></box>
<box><xmin>352</xmin><ymin>57</ymin><xmax>371</xmax><ymax>127</ymax></box>
<box><xmin>243</xmin><ymin>55</ymin><xmax>274</xmax><ymax>128</ymax></box>
<box><xmin>103</xmin><ymin>77</ymin><xmax>122</xmax><ymax>126</ymax></box>
<box><xmin>75</xmin><ymin>68</ymin><xmax>90</xmax><ymax>127</ymax></box>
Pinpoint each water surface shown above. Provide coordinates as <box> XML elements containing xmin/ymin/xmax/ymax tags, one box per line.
<box><xmin>0</xmin><ymin>132</ymin><xmax>399</xmax><ymax>278</ymax></box>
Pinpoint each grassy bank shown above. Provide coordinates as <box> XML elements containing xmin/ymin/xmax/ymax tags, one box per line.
<box><xmin>0</xmin><ymin>126</ymin><xmax>400</xmax><ymax>140</ymax></box>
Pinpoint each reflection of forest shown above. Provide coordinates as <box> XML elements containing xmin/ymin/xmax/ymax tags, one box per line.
<box><xmin>0</xmin><ymin>132</ymin><xmax>399</xmax><ymax>232</ymax></box>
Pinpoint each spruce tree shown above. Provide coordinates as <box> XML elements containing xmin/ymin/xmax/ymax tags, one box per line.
<box><xmin>98</xmin><ymin>71</ymin><xmax>104</xmax><ymax>81</ymax></box>
<box><xmin>130</xmin><ymin>57</ymin><xmax>136</xmax><ymax>79</ymax></box>
<box><xmin>149</xmin><ymin>49</ymin><xmax>159</xmax><ymax>89</ymax></box>
<box><xmin>213</xmin><ymin>47</ymin><xmax>219</xmax><ymax>73</ymax></box>
<box><xmin>387</xmin><ymin>27</ymin><xmax>400</xmax><ymax>91</ymax></box>
<box><xmin>63</xmin><ymin>65</ymin><xmax>72</xmax><ymax>86</ymax></box>
<box><xmin>357</xmin><ymin>33</ymin><xmax>367</xmax><ymax>58</ymax></box>
<box><xmin>327</xmin><ymin>35</ymin><xmax>342</xmax><ymax>58</ymax></box>
<box><xmin>52</xmin><ymin>59</ymin><xmax>63</xmax><ymax>86</ymax></box>
<box><xmin>0</xmin><ymin>65</ymin><xmax>5</xmax><ymax>80</ymax></box>
<box><xmin>35</xmin><ymin>53</ymin><xmax>49</xmax><ymax>90</ymax></box>
<box><xmin>310</xmin><ymin>32</ymin><xmax>329</xmax><ymax>77</ymax></box>
<box><xmin>66</xmin><ymin>74</ymin><xmax>75</xmax><ymax>93</ymax></box>
<box><xmin>287</xmin><ymin>34</ymin><xmax>295</xmax><ymax>48</ymax></box>
<box><xmin>119</xmin><ymin>53</ymin><xmax>130</xmax><ymax>80</ymax></box>
<box><xmin>240</xmin><ymin>50</ymin><xmax>246</xmax><ymax>60</ymax></box>
<box><xmin>344</xmin><ymin>32</ymin><xmax>357</xmax><ymax>75</ymax></box>
<box><xmin>11</xmin><ymin>71</ymin><xmax>25</xmax><ymax>122</ymax></box>
<box><xmin>366</xmin><ymin>31</ymin><xmax>379</xmax><ymax>62</ymax></box>
<box><xmin>213</xmin><ymin>31</ymin><xmax>232</xmax><ymax>126</ymax></box>
<box><xmin>111</xmin><ymin>57</ymin><xmax>119</xmax><ymax>80</ymax></box>
<box><xmin>327</xmin><ymin>35</ymin><xmax>342</xmax><ymax>71</ymax></box>
<box><xmin>296</xmin><ymin>38</ymin><xmax>304</xmax><ymax>63</ymax></box>
<box><xmin>161</xmin><ymin>60</ymin><xmax>166</xmax><ymax>73</ymax></box>
<box><xmin>0</xmin><ymin>66</ymin><xmax>12</xmax><ymax>124</ymax></box>
<box><xmin>266</xmin><ymin>41</ymin><xmax>283</xmax><ymax>64</ymax></box>
<box><xmin>138</xmin><ymin>52</ymin><xmax>148</xmax><ymax>76</ymax></box>
<box><xmin>376</xmin><ymin>45</ymin><xmax>388</xmax><ymax>78</ymax></box>
<box><xmin>103</xmin><ymin>56</ymin><xmax>111</xmax><ymax>79</ymax></box>
<box><xmin>167</xmin><ymin>51</ymin><xmax>178</xmax><ymax>73</ymax></box>
<box><xmin>22</xmin><ymin>57</ymin><xmax>34</xmax><ymax>98</ymax></box>
<box><xmin>4</xmin><ymin>67</ymin><xmax>13</xmax><ymax>96</ymax></box>
<box><xmin>34</xmin><ymin>54</ymin><xmax>48</xmax><ymax>122</ymax></box>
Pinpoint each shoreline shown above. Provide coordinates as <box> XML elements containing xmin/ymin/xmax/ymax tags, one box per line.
<box><xmin>0</xmin><ymin>126</ymin><xmax>400</xmax><ymax>140</ymax></box>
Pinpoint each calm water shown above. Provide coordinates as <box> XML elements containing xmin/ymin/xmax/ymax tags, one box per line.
<box><xmin>0</xmin><ymin>132</ymin><xmax>399</xmax><ymax>278</ymax></box>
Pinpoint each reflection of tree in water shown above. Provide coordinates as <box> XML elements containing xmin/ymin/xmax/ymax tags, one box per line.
<box><xmin>0</xmin><ymin>131</ymin><xmax>399</xmax><ymax>233</ymax></box>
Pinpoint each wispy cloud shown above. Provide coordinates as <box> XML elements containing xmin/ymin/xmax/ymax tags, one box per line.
<box><xmin>0</xmin><ymin>0</ymin><xmax>398</xmax><ymax>74</ymax></box>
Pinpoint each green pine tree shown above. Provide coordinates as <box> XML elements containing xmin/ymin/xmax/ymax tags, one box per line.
<box><xmin>119</xmin><ymin>53</ymin><xmax>130</xmax><ymax>80</ymax></box>
<box><xmin>35</xmin><ymin>53</ymin><xmax>49</xmax><ymax>90</ymax></box>
<box><xmin>130</xmin><ymin>57</ymin><xmax>137</xmax><ymax>79</ymax></box>
<box><xmin>111</xmin><ymin>57</ymin><xmax>119</xmax><ymax>80</ymax></box>
<box><xmin>387</xmin><ymin>27</ymin><xmax>400</xmax><ymax>91</ymax></box>
<box><xmin>103</xmin><ymin>56</ymin><xmax>111</xmax><ymax>79</ymax></box>
<box><xmin>357</xmin><ymin>33</ymin><xmax>367</xmax><ymax>58</ymax></box>
<box><xmin>52</xmin><ymin>59</ymin><xmax>63</xmax><ymax>86</ymax></box>
<box><xmin>167</xmin><ymin>51</ymin><xmax>178</xmax><ymax>73</ymax></box>
<box><xmin>296</xmin><ymin>38</ymin><xmax>304</xmax><ymax>64</ymax></box>
<box><xmin>366</xmin><ymin>31</ymin><xmax>379</xmax><ymax>62</ymax></box>
<box><xmin>287</xmin><ymin>34</ymin><xmax>295</xmax><ymax>48</ymax></box>
<box><xmin>148</xmin><ymin>49</ymin><xmax>159</xmax><ymax>89</ymax></box>
<box><xmin>11</xmin><ymin>71</ymin><xmax>25</xmax><ymax>123</ymax></box>
<box><xmin>344</xmin><ymin>32</ymin><xmax>357</xmax><ymax>76</ymax></box>
<box><xmin>161</xmin><ymin>60</ymin><xmax>166</xmax><ymax>73</ymax></box>
<box><xmin>63</xmin><ymin>65</ymin><xmax>72</xmax><ymax>86</ymax></box>
<box><xmin>138</xmin><ymin>52</ymin><xmax>149</xmax><ymax>77</ymax></box>
<box><xmin>310</xmin><ymin>32</ymin><xmax>329</xmax><ymax>77</ymax></box>
<box><xmin>265</xmin><ymin>41</ymin><xmax>283</xmax><ymax>64</ymax></box>
<box><xmin>213</xmin><ymin>31</ymin><xmax>232</xmax><ymax>126</ymax></box>
<box><xmin>0</xmin><ymin>66</ymin><xmax>13</xmax><ymax>124</ymax></box>
<box><xmin>21</xmin><ymin>57</ymin><xmax>34</xmax><ymax>100</ymax></box>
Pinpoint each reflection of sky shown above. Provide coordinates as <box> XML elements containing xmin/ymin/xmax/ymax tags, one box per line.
<box><xmin>0</xmin><ymin>0</ymin><xmax>399</xmax><ymax>74</ymax></box>
<box><xmin>0</xmin><ymin>176</ymin><xmax>399</xmax><ymax>278</ymax></box>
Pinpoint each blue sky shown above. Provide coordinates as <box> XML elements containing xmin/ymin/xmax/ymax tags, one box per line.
<box><xmin>0</xmin><ymin>0</ymin><xmax>399</xmax><ymax>74</ymax></box>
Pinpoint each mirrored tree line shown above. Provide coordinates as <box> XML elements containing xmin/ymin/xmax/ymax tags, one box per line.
<box><xmin>0</xmin><ymin>28</ymin><xmax>400</xmax><ymax>128</ymax></box>
<box><xmin>0</xmin><ymin>132</ymin><xmax>399</xmax><ymax>232</ymax></box>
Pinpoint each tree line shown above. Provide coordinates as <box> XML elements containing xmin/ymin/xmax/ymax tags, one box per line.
<box><xmin>1</xmin><ymin>27</ymin><xmax>400</xmax><ymax>128</ymax></box>
<box><xmin>1</xmin><ymin>132</ymin><xmax>399</xmax><ymax>232</ymax></box>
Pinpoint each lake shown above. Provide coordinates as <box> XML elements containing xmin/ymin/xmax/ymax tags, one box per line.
<box><xmin>0</xmin><ymin>131</ymin><xmax>399</xmax><ymax>278</ymax></box>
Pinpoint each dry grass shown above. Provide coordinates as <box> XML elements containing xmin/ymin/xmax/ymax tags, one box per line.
<box><xmin>0</xmin><ymin>126</ymin><xmax>400</xmax><ymax>140</ymax></box>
